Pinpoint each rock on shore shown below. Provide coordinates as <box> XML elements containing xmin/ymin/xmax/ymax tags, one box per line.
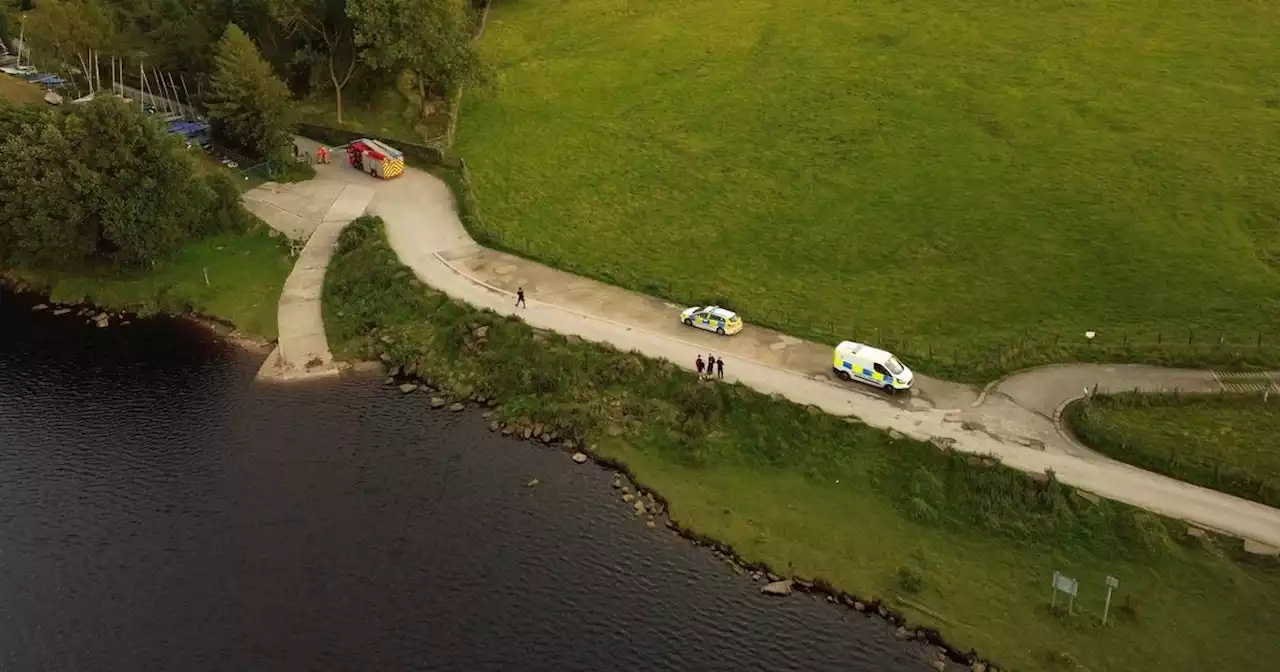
<box><xmin>760</xmin><ymin>580</ymin><xmax>793</xmax><ymax>596</ymax></box>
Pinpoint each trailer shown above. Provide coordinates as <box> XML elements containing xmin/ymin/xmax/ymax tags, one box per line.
<box><xmin>345</xmin><ymin>138</ymin><xmax>405</xmax><ymax>180</ymax></box>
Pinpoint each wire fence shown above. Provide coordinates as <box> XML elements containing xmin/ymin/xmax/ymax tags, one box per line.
<box><xmin>1065</xmin><ymin>391</ymin><xmax>1280</xmax><ymax>508</ymax></box>
<box><xmin>442</xmin><ymin>215</ymin><xmax>1280</xmax><ymax>380</ymax></box>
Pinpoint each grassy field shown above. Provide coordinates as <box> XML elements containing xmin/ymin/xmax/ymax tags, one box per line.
<box><xmin>297</xmin><ymin>72</ymin><xmax>450</xmax><ymax>143</ymax></box>
<box><xmin>456</xmin><ymin>0</ymin><xmax>1280</xmax><ymax>380</ymax></box>
<box><xmin>0</xmin><ymin>74</ymin><xmax>46</xmax><ymax>106</ymax></box>
<box><xmin>1065</xmin><ymin>393</ymin><xmax>1280</xmax><ymax>508</ymax></box>
<box><xmin>324</xmin><ymin>215</ymin><xmax>1280</xmax><ymax>672</ymax></box>
<box><xmin>6</xmin><ymin>224</ymin><xmax>293</xmax><ymax>339</ymax></box>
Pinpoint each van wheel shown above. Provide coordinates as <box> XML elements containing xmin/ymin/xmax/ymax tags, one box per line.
<box><xmin>837</xmin><ymin>370</ymin><xmax>851</xmax><ymax>381</ymax></box>
<box><xmin>684</xmin><ymin>318</ymin><xmax>693</xmax><ymax>326</ymax></box>
<box><xmin>716</xmin><ymin>327</ymin><xmax>725</xmax><ymax>335</ymax></box>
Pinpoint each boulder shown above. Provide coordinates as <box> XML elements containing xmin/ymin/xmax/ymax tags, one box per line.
<box><xmin>571</xmin><ymin>452</ymin><xmax>588</xmax><ymax>464</ymax></box>
<box><xmin>487</xmin><ymin>420</ymin><xmax>501</xmax><ymax>432</ymax></box>
<box><xmin>929</xmin><ymin>436</ymin><xmax>957</xmax><ymax>450</ymax></box>
<box><xmin>930</xmin><ymin>662</ymin><xmax>946</xmax><ymax>672</ymax></box>
<box><xmin>853</xmin><ymin>601</ymin><xmax>866</xmax><ymax>612</ymax></box>
<box><xmin>398</xmin><ymin>383</ymin><xmax>418</xmax><ymax>394</ymax></box>
<box><xmin>1186</xmin><ymin>526</ymin><xmax>1207</xmax><ymax>539</ymax></box>
<box><xmin>384</xmin><ymin>377</ymin><xmax>395</xmax><ymax>386</ymax></box>
<box><xmin>31</xmin><ymin>304</ymin><xmax>47</xmax><ymax>312</ymax></box>
<box><xmin>894</xmin><ymin>627</ymin><xmax>913</xmax><ymax>641</ymax></box>
<box><xmin>633</xmin><ymin>499</ymin><xmax>646</xmax><ymax>515</ymax></box>
<box><xmin>972</xmin><ymin>662</ymin><xmax>988</xmax><ymax>672</ymax></box>
<box><xmin>620</xmin><ymin>486</ymin><xmax>631</xmax><ymax>495</ymax></box>
<box><xmin>522</xmin><ymin>427</ymin><xmax>533</xmax><ymax>440</ymax></box>
<box><xmin>448</xmin><ymin>402</ymin><xmax>465</xmax><ymax>412</ymax></box>
<box><xmin>760</xmin><ymin>580</ymin><xmax>794</xmax><ymax>596</ymax></box>
<box><xmin>52</xmin><ymin>308</ymin><xmax>71</xmax><ymax>316</ymax></box>
<box><xmin>766</xmin><ymin>572</ymin><xmax>780</xmax><ymax>582</ymax></box>
<box><xmin>526</xmin><ymin>478</ymin><xmax>539</xmax><ymax>488</ymax></box>
<box><xmin>1243</xmin><ymin>539</ymin><xmax>1280</xmax><ymax>557</ymax></box>
<box><xmin>611</xmin><ymin>477</ymin><xmax>622</xmax><ymax>489</ymax></box>
<box><xmin>472</xmin><ymin>325</ymin><xmax>490</xmax><ymax>339</ymax></box>
<box><xmin>622</xmin><ymin>493</ymin><xmax>635</xmax><ymax>503</ymax></box>
<box><xmin>888</xmin><ymin>429</ymin><xmax>904</xmax><ymax>440</ymax></box>
<box><xmin>429</xmin><ymin>397</ymin><xmax>447</xmax><ymax>409</ymax></box>
<box><xmin>645</xmin><ymin>519</ymin><xmax>656</xmax><ymax>529</ymax></box>
<box><xmin>540</xmin><ymin>432</ymin><xmax>552</xmax><ymax>443</ymax></box>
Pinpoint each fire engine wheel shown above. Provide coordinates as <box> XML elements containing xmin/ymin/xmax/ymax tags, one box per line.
<box><xmin>836</xmin><ymin>370</ymin><xmax>851</xmax><ymax>381</ymax></box>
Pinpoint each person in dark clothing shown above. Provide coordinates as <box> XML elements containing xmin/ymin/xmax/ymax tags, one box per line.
<box><xmin>695</xmin><ymin>355</ymin><xmax>705</xmax><ymax>377</ymax></box>
<box><xmin>707</xmin><ymin>355</ymin><xmax>716</xmax><ymax>379</ymax></box>
<box><xmin>716</xmin><ymin>357</ymin><xmax>724</xmax><ymax>379</ymax></box>
<box><xmin>515</xmin><ymin>287</ymin><xmax>526</xmax><ymax>308</ymax></box>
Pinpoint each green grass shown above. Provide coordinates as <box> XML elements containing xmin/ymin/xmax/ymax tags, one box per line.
<box><xmin>1065</xmin><ymin>393</ymin><xmax>1280</xmax><ymax>508</ymax></box>
<box><xmin>297</xmin><ymin>72</ymin><xmax>450</xmax><ymax>143</ymax></box>
<box><xmin>0</xmin><ymin>75</ymin><xmax>45</xmax><ymax>106</ymax></box>
<box><xmin>6</xmin><ymin>224</ymin><xmax>293</xmax><ymax>339</ymax></box>
<box><xmin>456</xmin><ymin>0</ymin><xmax>1280</xmax><ymax>381</ymax></box>
<box><xmin>324</xmin><ymin>215</ymin><xmax>1280</xmax><ymax>672</ymax></box>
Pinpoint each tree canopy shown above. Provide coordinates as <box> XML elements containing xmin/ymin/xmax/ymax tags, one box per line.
<box><xmin>347</xmin><ymin>0</ymin><xmax>481</xmax><ymax>117</ymax></box>
<box><xmin>208</xmin><ymin>22</ymin><xmax>294</xmax><ymax>159</ymax></box>
<box><xmin>0</xmin><ymin>98</ymin><xmax>247</xmax><ymax>268</ymax></box>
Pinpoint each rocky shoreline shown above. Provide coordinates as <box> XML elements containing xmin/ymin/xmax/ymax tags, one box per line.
<box><xmin>378</xmin><ymin>360</ymin><xmax>997</xmax><ymax>672</ymax></box>
<box><xmin>0</xmin><ymin>276</ymin><xmax>273</xmax><ymax>352</ymax></box>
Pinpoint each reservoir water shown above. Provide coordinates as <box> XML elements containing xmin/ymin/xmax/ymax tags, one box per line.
<box><xmin>0</xmin><ymin>291</ymin><xmax>935</xmax><ymax>671</ymax></box>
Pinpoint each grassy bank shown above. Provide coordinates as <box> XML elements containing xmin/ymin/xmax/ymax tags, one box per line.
<box><xmin>1065</xmin><ymin>393</ymin><xmax>1280</xmax><ymax>509</ymax></box>
<box><xmin>324</xmin><ymin>215</ymin><xmax>1280</xmax><ymax>672</ymax></box>
<box><xmin>0</xmin><ymin>75</ymin><xmax>45</xmax><ymax>106</ymax></box>
<box><xmin>296</xmin><ymin>72</ymin><xmax>449</xmax><ymax>143</ymax></box>
<box><xmin>4</xmin><ymin>224</ymin><xmax>293</xmax><ymax>339</ymax></box>
<box><xmin>456</xmin><ymin>0</ymin><xmax>1280</xmax><ymax>381</ymax></box>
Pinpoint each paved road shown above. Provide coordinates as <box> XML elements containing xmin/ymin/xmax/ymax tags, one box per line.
<box><xmin>252</xmin><ymin>156</ymin><xmax>1280</xmax><ymax>548</ymax></box>
<box><xmin>248</xmin><ymin>139</ymin><xmax>375</xmax><ymax>381</ymax></box>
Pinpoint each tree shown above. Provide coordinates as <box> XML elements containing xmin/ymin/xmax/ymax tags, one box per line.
<box><xmin>269</xmin><ymin>0</ymin><xmax>359</xmax><ymax>125</ymax></box>
<box><xmin>347</xmin><ymin>0</ymin><xmax>481</xmax><ymax>118</ymax></box>
<box><xmin>208</xmin><ymin>23</ymin><xmax>294</xmax><ymax>159</ymax></box>
<box><xmin>21</xmin><ymin>0</ymin><xmax>116</xmax><ymax>67</ymax></box>
<box><xmin>0</xmin><ymin>98</ymin><xmax>246</xmax><ymax>268</ymax></box>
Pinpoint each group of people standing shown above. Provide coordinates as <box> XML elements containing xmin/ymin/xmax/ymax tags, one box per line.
<box><xmin>695</xmin><ymin>354</ymin><xmax>724</xmax><ymax>380</ymax></box>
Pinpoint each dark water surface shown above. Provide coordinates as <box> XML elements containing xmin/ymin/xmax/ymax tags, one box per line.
<box><xmin>0</xmin><ymin>292</ymin><xmax>933</xmax><ymax>671</ymax></box>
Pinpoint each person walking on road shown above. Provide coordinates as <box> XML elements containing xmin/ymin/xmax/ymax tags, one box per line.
<box><xmin>707</xmin><ymin>355</ymin><xmax>716</xmax><ymax>379</ymax></box>
<box><xmin>695</xmin><ymin>355</ymin><xmax>705</xmax><ymax>378</ymax></box>
<box><xmin>515</xmin><ymin>287</ymin><xmax>527</xmax><ymax>308</ymax></box>
<box><xmin>716</xmin><ymin>357</ymin><xmax>724</xmax><ymax>380</ymax></box>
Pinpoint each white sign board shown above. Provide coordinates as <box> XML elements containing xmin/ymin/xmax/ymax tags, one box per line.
<box><xmin>1053</xmin><ymin>572</ymin><xmax>1079</xmax><ymax>597</ymax></box>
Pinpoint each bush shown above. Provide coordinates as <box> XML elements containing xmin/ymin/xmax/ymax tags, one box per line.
<box><xmin>896</xmin><ymin>565</ymin><xmax>924</xmax><ymax>593</ymax></box>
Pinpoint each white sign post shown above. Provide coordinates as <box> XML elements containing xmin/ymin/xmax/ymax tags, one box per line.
<box><xmin>1051</xmin><ymin>571</ymin><xmax>1079</xmax><ymax>615</ymax></box>
<box><xmin>1102</xmin><ymin>575</ymin><xmax>1120</xmax><ymax>624</ymax></box>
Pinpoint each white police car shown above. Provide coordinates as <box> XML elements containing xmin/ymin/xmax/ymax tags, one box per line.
<box><xmin>680</xmin><ymin>306</ymin><xmax>744</xmax><ymax>335</ymax></box>
<box><xmin>832</xmin><ymin>341</ymin><xmax>913</xmax><ymax>392</ymax></box>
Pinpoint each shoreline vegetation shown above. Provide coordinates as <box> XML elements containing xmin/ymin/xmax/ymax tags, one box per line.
<box><xmin>0</xmin><ymin>223</ymin><xmax>292</xmax><ymax>342</ymax></box>
<box><xmin>1064</xmin><ymin>392</ymin><xmax>1280</xmax><ymax>509</ymax></box>
<box><xmin>322</xmin><ymin>215</ymin><xmax>1280</xmax><ymax>672</ymax></box>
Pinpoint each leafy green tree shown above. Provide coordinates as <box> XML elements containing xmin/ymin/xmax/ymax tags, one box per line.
<box><xmin>0</xmin><ymin>98</ymin><xmax>247</xmax><ymax>268</ymax></box>
<box><xmin>347</xmin><ymin>0</ymin><xmax>481</xmax><ymax>118</ymax></box>
<box><xmin>22</xmin><ymin>0</ymin><xmax>117</xmax><ymax>67</ymax></box>
<box><xmin>208</xmin><ymin>22</ymin><xmax>294</xmax><ymax>159</ymax></box>
<box><xmin>269</xmin><ymin>0</ymin><xmax>360</xmax><ymax>124</ymax></box>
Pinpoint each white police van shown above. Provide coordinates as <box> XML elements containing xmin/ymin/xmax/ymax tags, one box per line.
<box><xmin>832</xmin><ymin>341</ymin><xmax>914</xmax><ymax>392</ymax></box>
